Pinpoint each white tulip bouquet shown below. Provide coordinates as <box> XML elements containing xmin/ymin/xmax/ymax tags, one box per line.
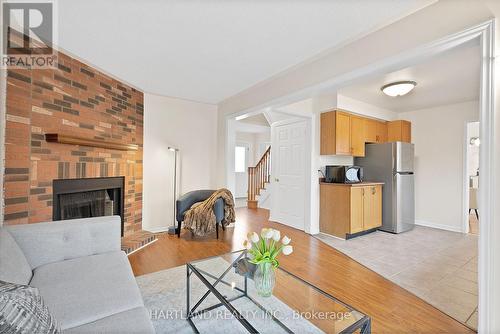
<box><xmin>243</xmin><ymin>228</ymin><xmax>293</xmax><ymax>268</ymax></box>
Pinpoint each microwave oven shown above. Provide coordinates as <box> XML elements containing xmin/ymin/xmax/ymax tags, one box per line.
<box><xmin>325</xmin><ymin>165</ymin><xmax>363</xmax><ymax>184</ymax></box>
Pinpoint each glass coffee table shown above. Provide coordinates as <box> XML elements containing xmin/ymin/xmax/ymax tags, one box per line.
<box><xmin>186</xmin><ymin>250</ymin><xmax>371</xmax><ymax>333</ymax></box>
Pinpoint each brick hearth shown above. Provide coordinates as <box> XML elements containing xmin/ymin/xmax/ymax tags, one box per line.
<box><xmin>3</xmin><ymin>51</ymin><xmax>144</xmax><ymax>236</ymax></box>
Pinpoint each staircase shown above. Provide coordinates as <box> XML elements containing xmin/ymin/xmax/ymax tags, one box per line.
<box><xmin>247</xmin><ymin>146</ymin><xmax>271</xmax><ymax>209</ymax></box>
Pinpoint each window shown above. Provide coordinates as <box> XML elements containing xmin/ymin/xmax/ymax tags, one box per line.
<box><xmin>235</xmin><ymin>146</ymin><xmax>247</xmax><ymax>173</ymax></box>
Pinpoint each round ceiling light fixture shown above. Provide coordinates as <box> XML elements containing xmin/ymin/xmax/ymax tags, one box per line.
<box><xmin>381</xmin><ymin>81</ymin><xmax>417</xmax><ymax>97</ymax></box>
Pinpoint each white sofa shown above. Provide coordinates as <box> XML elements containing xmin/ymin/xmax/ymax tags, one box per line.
<box><xmin>0</xmin><ymin>216</ymin><xmax>155</xmax><ymax>333</ymax></box>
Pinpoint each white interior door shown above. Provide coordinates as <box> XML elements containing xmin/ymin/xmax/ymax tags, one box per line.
<box><xmin>272</xmin><ymin>120</ymin><xmax>307</xmax><ymax>230</ymax></box>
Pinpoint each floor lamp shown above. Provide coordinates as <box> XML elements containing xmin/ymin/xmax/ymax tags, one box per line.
<box><xmin>167</xmin><ymin>146</ymin><xmax>179</xmax><ymax>235</ymax></box>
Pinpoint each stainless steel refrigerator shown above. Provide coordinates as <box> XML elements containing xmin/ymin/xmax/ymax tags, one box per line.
<box><xmin>355</xmin><ymin>142</ymin><xmax>415</xmax><ymax>233</ymax></box>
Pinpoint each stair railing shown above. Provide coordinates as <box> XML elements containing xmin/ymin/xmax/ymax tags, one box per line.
<box><xmin>247</xmin><ymin>146</ymin><xmax>271</xmax><ymax>208</ymax></box>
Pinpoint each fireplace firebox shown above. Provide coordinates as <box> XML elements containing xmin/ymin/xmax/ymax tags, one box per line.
<box><xmin>52</xmin><ymin>177</ymin><xmax>125</xmax><ymax>236</ymax></box>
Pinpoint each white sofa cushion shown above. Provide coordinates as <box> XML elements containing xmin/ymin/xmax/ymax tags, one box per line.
<box><xmin>0</xmin><ymin>229</ymin><xmax>33</xmax><ymax>285</ymax></box>
<box><xmin>29</xmin><ymin>251</ymin><xmax>144</xmax><ymax>330</ymax></box>
<box><xmin>65</xmin><ymin>307</ymin><xmax>154</xmax><ymax>334</ymax></box>
<box><xmin>7</xmin><ymin>216</ymin><xmax>121</xmax><ymax>269</ymax></box>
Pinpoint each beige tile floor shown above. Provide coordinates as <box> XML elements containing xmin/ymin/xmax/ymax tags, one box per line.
<box><xmin>315</xmin><ymin>226</ymin><xmax>478</xmax><ymax>330</ymax></box>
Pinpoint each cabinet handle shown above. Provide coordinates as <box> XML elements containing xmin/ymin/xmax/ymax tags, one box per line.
<box><xmin>372</xmin><ymin>187</ymin><xmax>376</xmax><ymax>195</ymax></box>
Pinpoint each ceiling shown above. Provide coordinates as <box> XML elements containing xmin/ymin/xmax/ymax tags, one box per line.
<box><xmin>57</xmin><ymin>0</ymin><xmax>433</xmax><ymax>104</ymax></box>
<box><xmin>239</xmin><ymin>113</ymin><xmax>270</xmax><ymax>127</ymax></box>
<box><xmin>338</xmin><ymin>41</ymin><xmax>480</xmax><ymax>113</ymax></box>
<box><xmin>235</xmin><ymin>118</ymin><xmax>270</xmax><ymax>133</ymax></box>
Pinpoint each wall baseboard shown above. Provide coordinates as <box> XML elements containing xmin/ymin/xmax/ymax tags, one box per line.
<box><xmin>143</xmin><ymin>226</ymin><xmax>171</xmax><ymax>233</ymax></box>
<box><xmin>415</xmin><ymin>220</ymin><xmax>464</xmax><ymax>233</ymax></box>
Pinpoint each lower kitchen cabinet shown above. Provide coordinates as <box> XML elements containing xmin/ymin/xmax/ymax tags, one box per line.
<box><xmin>320</xmin><ymin>182</ymin><xmax>383</xmax><ymax>239</ymax></box>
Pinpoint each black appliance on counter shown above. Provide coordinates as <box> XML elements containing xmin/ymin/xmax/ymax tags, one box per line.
<box><xmin>325</xmin><ymin>165</ymin><xmax>363</xmax><ymax>184</ymax></box>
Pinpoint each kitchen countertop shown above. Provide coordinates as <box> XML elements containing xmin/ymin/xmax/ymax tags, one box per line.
<box><xmin>319</xmin><ymin>181</ymin><xmax>384</xmax><ymax>187</ymax></box>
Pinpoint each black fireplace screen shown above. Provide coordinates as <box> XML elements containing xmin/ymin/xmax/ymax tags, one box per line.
<box><xmin>59</xmin><ymin>190</ymin><xmax>112</xmax><ymax>220</ymax></box>
<box><xmin>52</xmin><ymin>177</ymin><xmax>125</xmax><ymax>236</ymax></box>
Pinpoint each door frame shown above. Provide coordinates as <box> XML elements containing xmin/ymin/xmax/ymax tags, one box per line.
<box><xmin>269</xmin><ymin>117</ymin><xmax>311</xmax><ymax>231</ymax></box>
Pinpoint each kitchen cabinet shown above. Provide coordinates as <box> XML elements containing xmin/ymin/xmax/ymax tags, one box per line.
<box><xmin>350</xmin><ymin>116</ymin><xmax>365</xmax><ymax>157</ymax></box>
<box><xmin>335</xmin><ymin>111</ymin><xmax>351</xmax><ymax>155</ymax></box>
<box><xmin>321</xmin><ymin>111</ymin><xmax>346</xmax><ymax>155</ymax></box>
<box><xmin>364</xmin><ymin>119</ymin><xmax>378</xmax><ymax>143</ymax></box>
<box><xmin>388</xmin><ymin>120</ymin><xmax>411</xmax><ymax>143</ymax></box>
<box><xmin>365</xmin><ymin>119</ymin><xmax>387</xmax><ymax>143</ymax></box>
<box><xmin>320</xmin><ymin>110</ymin><xmax>410</xmax><ymax>155</ymax></box>
<box><xmin>320</xmin><ymin>182</ymin><xmax>383</xmax><ymax>239</ymax></box>
<box><xmin>320</xmin><ymin>110</ymin><xmax>365</xmax><ymax>156</ymax></box>
<box><xmin>350</xmin><ymin>187</ymin><xmax>365</xmax><ymax>234</ymax></box>
<box><xmin>376</xmin><ymin>121</ymin><xmax>388</xmax><ymax>143</ymax></box>
<box><xmin>363</xmin><ymin>185</ymin><xmax>382</xmax><ymax>230</ymax></box>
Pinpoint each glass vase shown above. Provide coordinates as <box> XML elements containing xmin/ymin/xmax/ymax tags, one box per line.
<box><xmin>254</xmin><ymin>262</ymin><xmax>276</xmax><ymax>297</ymax></box>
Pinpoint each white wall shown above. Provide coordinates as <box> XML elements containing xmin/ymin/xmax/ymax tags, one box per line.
<box><xmin>236</xmin><ymin>131</ymin><xmax>270</xmax><ymax>164</ymax></box>
<box><xmin>143</xmin><ymin>93</ymin><xmax>218</xmax><ymax>232</ymax></box>
<box><xmin>337</xmin><ymin>94</ymin><xmax>398</xmax><ymax>121</ymax></box>
<box><xmin>398</xmin><ymin>101</ymin><xmax>479</xmax><ymax>232</ymax></box>
<box><xmin>235</xmin><ymin>132</ymin><xmax>255</xmax><ymax>162</ymax></box>
<box><xmin>254</xmin><ymin>131</ymin><xmax>271</xmax><ymax>159</ymax></box>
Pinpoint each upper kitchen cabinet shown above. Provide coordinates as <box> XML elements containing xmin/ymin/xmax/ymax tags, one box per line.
<box><xmin>320</xmin><ymin>112</ymin><xmax>412</xmax><ymax>153</ymax></box>
<box><xmin>387</xmin><ymin>120</ymin><xmax>412</xmax><ymax>143</ymax></box>
<box><xmin>350</xmin><ymin>116</ymin><xmax>365</xmax><ymax>157</ymax></box>
<box><xmin>321</xmin><ymin>110</ymin><xmax>346</xmax><ymax>155</ymax></box>
<box><xmin>376</xmin><ymin>121</ymin><xmax>388</xmax><ymax>142</ymax></box>
<box><xmin>364</xmin><ymin>119</ymin><xmax>377</xmax><ymax>143</ymax></box>
<box><xmin>320</xmin><ymin>110</ymin><xmax>365</xmax><ymax>156</ymax></box>
<box><xmin>335</xmin><ymin>111</ymin><xmax>351</xmax><ymax>155</ymax></box>
<box><xmin>365</xmin><ymin>119</ymin><xmax>387</xmax><ymax>143</ymax></box>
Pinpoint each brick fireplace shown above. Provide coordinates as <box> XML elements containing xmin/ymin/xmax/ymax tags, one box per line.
<box><xmin>3</xmin><ymin>51</ymin><xmax>144</xmax><ymax>236</ymax></box>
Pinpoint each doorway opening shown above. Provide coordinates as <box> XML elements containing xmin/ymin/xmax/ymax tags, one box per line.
<box><xmin>226</xmin><ymin>110</ymin><xmax>311</xmax><ymax>231</ymax></box>
<box><xmin>465</xmin><ymin>121</ymin><xmax>480</xmax><ymax>235</ymax></box>
<box><xmin>231</xmin><ymin>113</ymin><xmax>271</xmax><ymax>208</ymax></box>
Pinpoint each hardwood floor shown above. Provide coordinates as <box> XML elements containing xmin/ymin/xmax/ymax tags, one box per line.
<box><xmin>129</xmin><ymin>208</ymin><xmax>474</xmax><ymax>333</ymax></box>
